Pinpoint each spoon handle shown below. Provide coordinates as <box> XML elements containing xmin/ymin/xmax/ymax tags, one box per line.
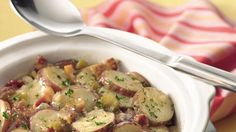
<box><xmin>170</xmin><ymin>56</ymin><xmax>236</xmax><ymax>92</ymax></box>
<box><xmin>81</xmin><ymin>27</ymin><xmax>236</xmax><ymax>92</ymax></box>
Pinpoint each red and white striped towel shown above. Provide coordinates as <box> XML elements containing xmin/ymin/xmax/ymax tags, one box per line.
<box><xmin>81</xmin><ymin>0</ymin><xmax>236</xmax><ymax>122</ymax></box>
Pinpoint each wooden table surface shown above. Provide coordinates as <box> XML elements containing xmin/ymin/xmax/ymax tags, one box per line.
<box><xmin>1</xmin><ymin>0</ymin><xmax>236</xmax><ymax>131</ymax></box>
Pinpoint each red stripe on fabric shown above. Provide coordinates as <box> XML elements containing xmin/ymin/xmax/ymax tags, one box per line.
<box><xmin>210</xmin><ymin>95</ymin><xmax>225</xmax><ymax>117</ymax></box>
<box><xmin>191</xmin><ymin>55</ymin><xmax>213</xmax><ymax>65</ymax></box>
<box><xmin>125</xmin><ymin>15</ymin><xmax>236</xmax><ymax>44</ymax></box>
<box><xmin>211</xmin><ymin>47</ymin><xmax>236</xmax><ymax>71</ymax></box>
<box><xmin>96</xmin><ymin>19</ymin><xmax>236</xmax><ymax>45</ymax></box>
<box><xmin>103</xmin><ymin>0</ymin><xmax>211</xmax><ymax>18</ymax></box>
<box><xmin>179</xmin><ymin>21</ymin><xmax>236</xmax><ymax>33</ymax></box>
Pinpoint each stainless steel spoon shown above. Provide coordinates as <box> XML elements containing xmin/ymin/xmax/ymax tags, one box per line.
<box><xmin>10</xmin><ymin>0</ymin><xmax>236</xmax><ymax>92</ymax></box>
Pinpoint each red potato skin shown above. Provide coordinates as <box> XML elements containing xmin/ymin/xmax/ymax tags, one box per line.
<box><xmin>34</xmin><ymin>55</ymin><xmax>48</xmax><ymax>71</ymax></box>
<box><xmin>34</xmin><ymin>97</ymin><xmax>50</xmax><ymax>109</ymax></box>
<box><xmin>38</xmin><ymin>70</ymin><xmax>64</xmax><ymax>92</ymax></box>
<box><xmin>99</xmin><ymin>76</ymin><xmax>135</xmax><ymax>97</ymax></box>
<box><xmin>133</xmin><ymin>114</ymin><xmax>149</xmax><ymax>127</ymax></box>
<box><xmin>127</xmin><ymin>72</ymin><xmax>151</xmax><ymax>87</ymax></box>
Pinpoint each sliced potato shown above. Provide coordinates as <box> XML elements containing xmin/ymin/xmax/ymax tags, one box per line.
<box><xmin>15</xmin><ymin>80</ymin><xmax>54</xmax><ymax>108</ymax></box>
<box><xmin>133</xmin><ymin>87</ymin><xmax>174</xmax><ymax>125</ymax></box>
<box><xmin>100</xmin><ymin>92</ymin><xmax>119</xmax><ymax>111</ymax></box>
<box><xmin>30</xmin><ymin>109</ymin><xmax>66</xmax><ymax>132</ymax></box>
<box><xmin>127</xmin><ymin>72</ymin><xmax>151</xmax><ymax>87</ymax></box>
<box><xmin>11</xmin><ymin>128</ymin><xmax>30</xmax><ymax>132</ymax></box>
<box><xmin>39</xmin><ymin>66</ymin><xmax>68</xmax><ymax>92</ymax></box>
<box><xmin>99</xmin><ymin>87</ymin><xmax>132</xmax><ymax>108</ymax></box>
<box><xmin>72</xmin><ymin>109</ymin><xmax>114</xmax><ymax>132</ymax></box>
<box><xmin>76</xmin><ymin>68</ymin><xmax>100</xmax><ymax>90</ymax></box>
<box><xmin>52</xmin><ymin>87</ymin><xmax>97</xmax><ymax>112</ymax></box>
<box><xmin>150</xmin><ymin>126</ymin><xmax>169</xmax><ymax>132</ymax></box>
<box><xmin>100</xmin><ymin>70</ymin><xmax>143</xmax><ymax>97</ymax></box>
<box><xmin>112</xmin><ymin>122</ymin><xmax>142</xmax><ymax>132</ymax></box>
<box><xmin>0</xmin><ymin>100</ymin><xmax>11</xmax><ymax>132</ymax></box>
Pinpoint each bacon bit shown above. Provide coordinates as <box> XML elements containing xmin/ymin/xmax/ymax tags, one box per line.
<box><xmin>133</xmin><ymin>114</ymin><xmax>149</xmax><ymax>127</ymax></box>
<box><xmin>55</xmin><ymin>59</ymin><xmax>77</xmax><ymax>69</ymax></box>
<box><xmin>47</xmin><ymin>128</ymin><xmax>55</xmax><ymax>132</ymax></box>
<box><xmin>5</xmin><ymin>80</ymin><xmax>24</xmax><ymax>88</ymax></box>
<box><xmin>64</xmin><ymin>64</ymin><xmax>75</xmax><ymax>82</ymax></box>
<box><xmin>105</xmin><ymin>58</ymin><xmax>118</xmax><ymax>70</ymax></box>
<box><xmin>34</xmin><ymin>55</ymin><xmax>47</xmax><ymax>71</ymax></box>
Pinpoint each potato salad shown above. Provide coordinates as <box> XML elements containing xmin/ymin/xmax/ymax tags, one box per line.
<box><xmin>0</xmin><ymin>56</ymin><xmax>177</xmax><ymax>132</ymax></box>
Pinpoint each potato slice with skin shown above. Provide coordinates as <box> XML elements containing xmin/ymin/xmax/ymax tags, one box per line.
<box><xmin>39</xmin><ymin>66</ymin><xmax>68</xmax><ymax>92</ymax></box>
<box><xmin>72</xmin><ymin>109</ymin><xmax>114</xmax><ymax>132</ymax></box>
<box><xmin>150</xmin><ymin>126</ymin><xmax>169</xmax><ymax>132</ymax></box>
<box><xmin>100</xmin><ymin>70</ymin><xmax>143</xmax><ymax>97</ymax></box>
<box><xmin>30</xmin><ymin>109</ymin><xmax>66</xmax><ymax>132</ymax></box>
<box><xmin>15</xmin><ymin>80</ymin><xmax>54</xmax><ymax>108</ymax></box>
<box><xmin>52</xmin><ymin>87</ymin><xmax>97</xmax><ymax>112</ymax></box>
<box><xmin>76</xmin><ymin>68</ymin><xmax>100</xmax><ymax>90</ymax></box>
<box><xmin>0</xmin><ymin>100</ymin><xmax>11</xmax><ymax>132</ymax></box>
<box><xmin>112</xmin><ymin>122</ymin><xmax>143</xmax><ymax>132</ymax></box>
<box><xmin>133</xmin><ymin>87</ymin><xmax>174</xmax><ymax>125</ymax></box>
<box><xmin>127</xmin><ymin>72</ymin><xmax>151</xmax><ymax>87</ymax></box>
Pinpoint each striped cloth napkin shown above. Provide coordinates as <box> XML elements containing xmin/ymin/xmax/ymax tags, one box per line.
<box><xmin>81</xmin><ymin>0</ymin><xmax>236</xmax><ymax>122</ymax></box>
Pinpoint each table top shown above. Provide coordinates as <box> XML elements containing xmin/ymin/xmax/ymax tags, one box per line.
<box><xmin>1</xmin><ymin>0</ymin><xmax>236</xmax><ymax>131</ymax></box>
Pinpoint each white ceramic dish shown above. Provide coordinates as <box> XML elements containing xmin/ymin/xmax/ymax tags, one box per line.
<box><xmin>0</xmin><ymin>29</ymin><xmax>215</xmax><ymax>132</ymax></box>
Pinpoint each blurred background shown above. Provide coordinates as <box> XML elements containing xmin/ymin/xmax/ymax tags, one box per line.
<box><xmin>1</xmin><ymin>0</ymin><xmax>236</xmax><ymax>42</ymax></box>
<box><xmin>1</xmin><ymin>0</ymin><xmax>236</xmax><ymax>131</ymax></box>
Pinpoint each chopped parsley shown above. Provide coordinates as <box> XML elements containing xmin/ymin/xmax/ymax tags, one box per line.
<box><xmin>35</xmin><ymin>94</ymin><xmax>39</xmax><ymax>98</ymax></box>
<box><xmin>21</xmin><ymin>123</ymin><xmax>29</xmax><ymax>130</ymax></box>
<box><xmin>86</xmin><ymin>116</ymin><xmax>96</xmax><ymax>122</ymax></box>
<box><xmin>115</xmin><ymin>94</ymin><xmax>125</xmax><ymax>100</ymax></box>
<box><xmin>65</xmin><ymin>88</ymin><xmax>74</xmax><ymax>97</ymax></box>
<box><xmin>96</xmin><ymin>100</ymin><xmax>104</xmax><ymax>109</ymax></box>
<box><xmin>62</xmin><ymin>79</ymin><xmax>71</xmax><ymax>87</ymax></box>
<box><xmin>149</xmin><ymin>111</ymin><xmax>158</xmax><ymax>118</ymax></box>
<box><xmin>115</xmin><ymin>76</ymin><xmax>125</xmax><ymax>82</ymax></box>
<box><xmin>12</xmin><ymin>94</ymin><xmax>20</xmax><ymax>101</ymax></box>
<box><xmin>95</xmin><ymin>121</ymin><xmax>106</xmax><ymax>126</ymax></box>
<box><xmin>2</xmin><ymin>111</ymin><xmax>10</xmax><ymax>120</ymax></box>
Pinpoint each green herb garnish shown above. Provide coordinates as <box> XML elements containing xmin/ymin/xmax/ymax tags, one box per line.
<box><xmin>12</xmin><ymin>94</ymin><xmax>20</xmax><ymax>102</ymax></box>
<box><xmin>149</xmin><ymin>111</ymin><xmax>158</xmax><ymax>118</ymax></box>
<box><xmin>21</xmin><ymin>123</ymin><xmax>29</xmax><ymax>130</ymax></box>
<box><xmin>96</xmin><ymin>100</ymin><xmax>104</xmax><ymax>109</ymax></box>
<box><xmin>116</xmin><ymin>94</ymin><xmax>125</xmax><ymax>100</ymax></box>
<box><xmin>115</xmin><ymin>76</ymin><xmax>124</xmax><ymax>82</ymax></box>
<box><xmin>86</xmin><ymin>116</ymin><xmax>96</xmax><ymax>122</ymax></box>
<box><xmin>95</xmin><ymin>121</ymin><xmax>105</xmax><ymax>126</ymax></box>
<box><xmin>62</xmin><ymin>79</ymin><xmax>71</xmax><ymax>87</ymax></box>
<box><xmin>65</xmin><ymin>88</ymin><xmax>74</xmax><ymax>97</ymax></box>
<box><xmin>35</xmin><ymin>94</ymin><xmax>39</xmax><ymax>98</ymax></box>
<box><xmin>2</xmin><ymin>111</ymin><xmax>10</xmax><ymax>120</ymax></box>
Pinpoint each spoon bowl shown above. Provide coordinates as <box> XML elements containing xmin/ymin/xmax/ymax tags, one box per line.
<box><xmin>11</xmin><ymin>0</ymin><xmax>84</xmax><ymax>36</ymax></box>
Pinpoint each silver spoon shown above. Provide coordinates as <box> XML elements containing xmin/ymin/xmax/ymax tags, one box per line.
<box><xmin>10</xmin><ymin>0</ymin><xmax>236</xmax><ymax>92</ymax></box>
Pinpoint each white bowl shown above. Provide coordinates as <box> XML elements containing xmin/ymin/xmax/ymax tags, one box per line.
<box><xmin>0</xmin><ymin>28</ymin><xmax>215</xmax><ymax>132</ymax></box>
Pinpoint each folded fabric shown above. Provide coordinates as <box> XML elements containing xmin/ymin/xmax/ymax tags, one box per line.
<box><xmin>81</xmin><ymin>0</ymin><xmax>236</xmax><ymax>122</ymax></box>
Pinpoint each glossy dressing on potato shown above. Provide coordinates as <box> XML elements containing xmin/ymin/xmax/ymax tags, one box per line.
<box><xmin>0</xmin><ymin>56</ymin><xmax>177</xmax><ymax>132</ymax></box>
